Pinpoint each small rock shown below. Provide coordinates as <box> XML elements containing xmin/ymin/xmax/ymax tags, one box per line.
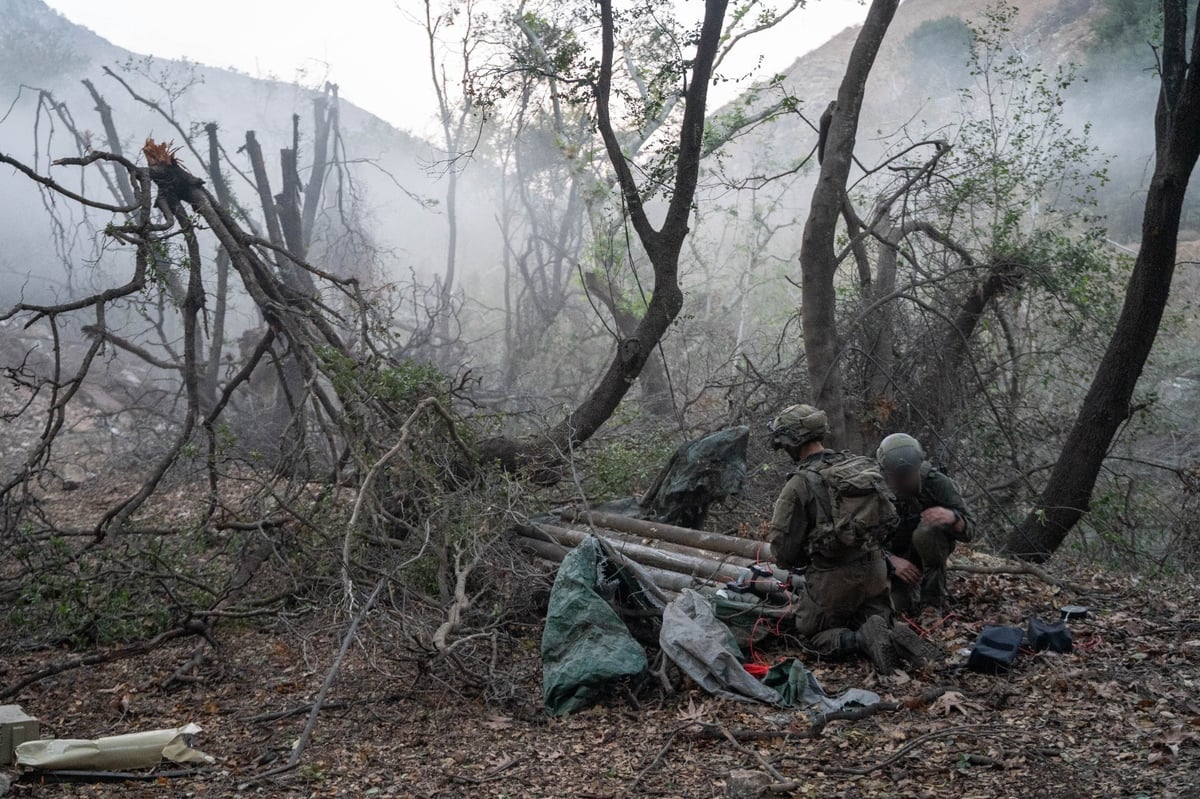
<box><xmin>60</xmin><ymin>463</ymin><xmax>87</xmax><ymax>490</ymax></box>
<box><xmin>726</xmin><ymin>769</ymin><xmax>770</xmax><ymax>799</ymax></box>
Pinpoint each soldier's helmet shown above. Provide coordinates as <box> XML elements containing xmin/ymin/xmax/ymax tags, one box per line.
<box><xmin>876</xmin><ymin>433</ymin><xmax>924</xmax><ymax>475</ymax></box>
<box><xmin>767</xmin><ymin>404</ymin><xmax>828</xmax><ymax>450</ymax></box>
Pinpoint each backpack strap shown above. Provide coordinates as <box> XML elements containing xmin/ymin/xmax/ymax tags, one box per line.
<box><xmin>798</xmin><ymin>459</ymin><xmax>834</xmax><ymax>526</ymax></box>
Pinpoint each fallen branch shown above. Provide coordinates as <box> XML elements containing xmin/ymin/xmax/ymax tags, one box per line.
<box><xmin>632</xmin><ymin>727</ymin><xmax>682</xmax><ymax>790</ymax></box>
<box><xmin>433</xmin><ymin>545</ymin><xmax>477</xmax><ymax>654</ymax></box>
<box><xmin>19</xmin><ymin>768</ymin><xmax>205</xmax><ymax>784</ymax></box>
<box><xmin>712</xmin><ymin>723</ymin><xmax>1014</xmax><ymax>792</ymax></box>
<box><xmin>243</xmin><ymin>690</ymin><xmax>414</xmax><ymax>724</ymax></box>
<box><xmin>162</xmin><ymin>536</ymin><xmax>278</xmax><ymax>691</ymax></box>
<box><xmin>244</xmin><ymin>701</ymin><xmax>348</xmax><ymax>724</ymax></box>
<box><xmin>825</xmin><ymin>724</ymin><xmax>1014</xmax><ymax>776</ymax></box>
<box><xmin>446</xmin><ymin>754</ymin><xmax>526</xmax><ymax>785</ymax></box>
<box><xmin>715</xmin><ymin>720</ymin><xmax>788</xmax><ymax>783</ymax></box>
<box><xmin>240</xmin><ymin>571</ymin><xmax>393</xmax><ymax>787</ymax></box>
<box><xmin>948</xmin><ymin>558</ymin><xmax>1082</xmax><ymax>592</ymax></box>
<box><xmin>342</xmin><ymin>397</ymin><xmax>455</xmax><ymax>605</ymax></box>
<box><xmin>240</xmin><ymin>522</ymin><xmax>434</xmax><ymax>788</ymax></box>
<box><xmin>0</xmin><ymin>625</ymin><xmax>198</xmax><ymax>700</ymax></box>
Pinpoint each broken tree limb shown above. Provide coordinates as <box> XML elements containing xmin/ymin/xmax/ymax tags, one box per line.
<box><xmin>560</xmin><ymin>509</ymin><xmax>766</xmax><ymax>561</ymax></box>
<box><xmin>0</xmin><ymin>625</ymin><xmax>198</xmax><ymax>700</ymax></box>
<box><xmin>715</xmin><ymin>720</ymin><xmax>789</xmax><ymax>783</ymax></box>
<box><xmin>243</xmin><ymin>690</ymin><xmax>412</xmax><ymax>724</ymax></box>
<box><xmin>826</xmin><ymin>724</ymin><xmax>1014</xmax><ymax>776</ymax></box>
<box><xmin>948</xmin><ymin>557</ymin><xmax>1082</xmax><ymax>592</ymax></box>
<box><xmin>433</xmin><ymin>544</ymin><xmax>477</xmax><ymax>654</ymax></box>
<box><xmin>19</xmin><ymin>769</ymin><xmax>205</xmax><ymax>784</ymax></box>
<box><xmin>446</xmin><ymin>754</ymin><xmax>526</xmax><ymax>785</ymax></box>
<box><xmin>244</xmin><ymin>571</ymin><xmax>393</xmax><ymax>786</ymax></box>
<box><xmin>342</xmin><ymin>397</ymin><xmax>468</xmax><ymax>605</ymax></box>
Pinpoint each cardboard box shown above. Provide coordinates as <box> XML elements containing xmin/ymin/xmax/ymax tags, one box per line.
<box><xmin>0</xmin><ymin>705</ymin><xmax>40</xmax><ymax>765</ymax></box>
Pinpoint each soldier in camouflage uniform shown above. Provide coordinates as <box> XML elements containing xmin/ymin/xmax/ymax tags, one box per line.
<box><xmin>876</xmin><ymin>433</ymin><xmax>973</xmax><ymax>615</ymax></box>
<box><xmin>767</xmin><ymin>405</ymin><xmax>940</xmax><ymax>673</ymax></box>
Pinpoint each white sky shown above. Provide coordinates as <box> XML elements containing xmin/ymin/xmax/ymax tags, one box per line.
<box><xmin>44</xmin><ymin>0</ymin><xmax>869</xmax><ymax>135</ymax></box>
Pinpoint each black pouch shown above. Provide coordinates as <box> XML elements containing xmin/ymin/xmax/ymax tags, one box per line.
<box><xmin>1027</xmin><ymin>617</ymin><xmax>1073</xmax><ymax>653</ymax></box>
<box><xmin>967</xmin><ymin>625</ymin><xmax>1024</xmax><ymax>674</ymax></box>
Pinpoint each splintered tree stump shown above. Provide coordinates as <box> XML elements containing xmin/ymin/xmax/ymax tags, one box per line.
<box><xmin>142</xmin><ymin>138</ymin><xmax>206</xmax><ymax>206</ymax></box>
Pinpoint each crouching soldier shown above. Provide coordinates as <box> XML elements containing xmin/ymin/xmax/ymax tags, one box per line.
<box><xmin>876</xmin><ymin>433</ymin><xmax>973</xmax><ymax>615</ymax></box>
<box><xmin>767</xmin><ymin>405</ymin><xmax>941</xmax><ymax>672</ymax></box>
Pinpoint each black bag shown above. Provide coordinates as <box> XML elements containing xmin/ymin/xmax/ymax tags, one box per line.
<box><xmin>967</xmin><ymin>625</ymin><xmax>1024</xmax><ymax>674</ymax></box>
<box><xmin>1027</xmin><ymin>618</ymin><xmax>1073</xmax><ymax>653</ymax></box>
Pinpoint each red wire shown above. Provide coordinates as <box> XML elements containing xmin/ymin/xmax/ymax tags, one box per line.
<box><xmin>743</xmin><ymin>662</ymin><xmax>770</xmax><ymax>678</ymax></box>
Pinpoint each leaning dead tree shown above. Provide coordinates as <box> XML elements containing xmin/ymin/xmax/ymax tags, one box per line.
<box><xmin>0</xmin><ymin>93</ymin><xmax>483</xmax><ymax>660</ymax></box>
<box><xmin>0</xmin><ymin>123</ymin><xmax>544</xmax><ymax>761</ymax></box>
<box><xmin>0</xmin><ymin>137</ymin><xmax>413</xmax><ymax>535</ymax></box>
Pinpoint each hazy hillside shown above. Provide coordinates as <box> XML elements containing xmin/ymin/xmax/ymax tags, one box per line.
<box><xmin>0</xmin><ymin>0</ymin><xmax>494</xmax><ymax>314</ymax></box>
<box><xmin>0</xmin><ymin>0</ymin><xmax>1171</xmax><ymax>308</ymax></box>
<box><xmin>695</xmin><ymin>0</ymin><xmax>1197</xmax><ymax>458</ymax></box>
<box><xmin>710</xmin><ymin>0</ymin><xmax>1163</xmax><ymax>238</ymax></box>
<box><xmin>0</xmin><ymin>0</ymin><xmax>1187</xmax><ymax>399</ymax></box>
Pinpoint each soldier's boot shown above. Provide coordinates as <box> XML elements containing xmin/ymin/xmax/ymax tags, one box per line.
<box><xmin>919</xmin><ymin>567</ymin><xmax>948</xmax><ymax>615</ymax></box>
<box><xmin>889</xmin><ymin>622</ymin><xmax>944</xmax><ymax>670</ymax></box>
<box><xmin>846</xmin><ymin>615</ymin><xmax>898</xmax><ymax>674</ymax></box>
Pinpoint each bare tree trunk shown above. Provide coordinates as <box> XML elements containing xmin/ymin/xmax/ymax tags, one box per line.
<box><xmin>243</xmin><ymin>131</ymin><xmax>286</xmax><ymax>252</ymax></box>
<box><xmin>859</xmin><ymin>219</ymin><xmax>902</xmax><ymax>453</ymax></box>
<box><xmin>276</xmin><ymin>125</ymin><xmax>318</xmax><ymax>295</ymax></box>
<box><xmin>278</xmin><ymin>145</ymin><xmax>305</xmax><ymax>258</ymax></box>
<box><xmin>582</xmin><ymin>270</ymin><xmax>673</xmax><ymax>416</ymax></box>
<box><xmin>545</xmin><ymin>0</ymin><xmax>727</xmax><ymax>447</ymax></box>
<box><xmin>482</xmin><ymin>0</ymin><xmax>728</xmax><ymax>471</ymax></box>
<box><xmin>424</xmin><ymin>0</ymin><xmax>476</xmax><ymax>348</ymax></box>
<box><xmin>81</xmin><ymin>79</ymin><xmax>135</xmax><ymax>205</ymax></box>
<box><xmin>203</xmin><ymin>123</ymin><xmax>232</xmax><ymax>411</ymax></box>
<box><xmin>1004</xmin><ymin>0</ymin><xmax>1200</xmax><ymax>561</ymax></box>
<box><xmin>798</xmin><ymin>0</ymin><xmax>899</xmax><ymax>447</ymax></box>
<box><xmin>301</xmin><ymin>89</ymin><xmax>335</xmax><ymax>252</ymax></box>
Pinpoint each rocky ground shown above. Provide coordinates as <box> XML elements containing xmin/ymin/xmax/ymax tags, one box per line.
<box><xmin>2</xmin><ymin>551</ymin><xmax>1198</xmax><ymax>798</ymax></box>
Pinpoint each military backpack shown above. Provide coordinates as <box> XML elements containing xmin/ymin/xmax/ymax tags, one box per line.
<box><xmin>801</xmin><ymin>453</ymin><xmax>898</xmax><ymax>556</ymax></box>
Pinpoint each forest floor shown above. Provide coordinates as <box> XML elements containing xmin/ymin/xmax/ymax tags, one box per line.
<box><xmin>4</xmin><ymin>548</ymin><xmax>1200</xmax><ymax>798</ymax></box>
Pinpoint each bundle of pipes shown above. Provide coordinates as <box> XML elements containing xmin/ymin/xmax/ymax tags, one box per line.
<box><xmin>514</xmin><ymin>508</ymin><xmax>779</xmax><ymax>593</ymax></box>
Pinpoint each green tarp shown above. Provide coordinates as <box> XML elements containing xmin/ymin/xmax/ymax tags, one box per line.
<box><xmin>541</xmin><ymin>535</ymin><xmax>880</xmax><ymax>716</ymax></box>
<box><xmin>761</xmin><ymin>658</ymin><xmax>880</xmax><ymax>714</ymax></box>
<box><xmin>589</xmin><ymin>426</ymin><xmax>750</xmax><ymax>530</ymax></box>
<box><xmin>541</xmin><ymin>536</ymin><xmax>667</xmax><ymax>716</ymax></box>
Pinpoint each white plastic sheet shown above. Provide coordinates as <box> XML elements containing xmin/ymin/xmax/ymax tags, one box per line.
<box><xmin>15</xmin><ymin>722</ymin><xmax>213</xmax><ymax>770</ymax></box>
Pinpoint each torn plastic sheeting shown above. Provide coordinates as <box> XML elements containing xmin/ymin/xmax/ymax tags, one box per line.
<box><xmin>15</xmin><ymin>723</ymin><xmax>214</xmax><ymax>771</ymax></box>
<box><xmin>760</xmin><ymin>658</ymin><xmax>880</xmax><ymax>714</ymax></box>
<box><xmin>660</xmin><ymin>591</ymin><xmax>881</xmax><ymax>712</ymax></box>
<box><xmin>659</xmin><ymin>589</ymin><xmax>783</xmax><ymax>706</ymax></box>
